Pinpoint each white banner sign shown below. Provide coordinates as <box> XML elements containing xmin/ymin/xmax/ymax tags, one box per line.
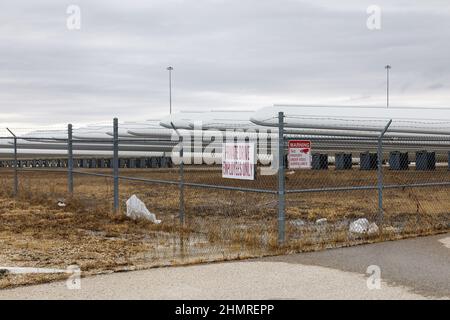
<box><xmin>222</xmin><ymin>143</ymin><xmax>256</xmax><ymax>180</ymax></box>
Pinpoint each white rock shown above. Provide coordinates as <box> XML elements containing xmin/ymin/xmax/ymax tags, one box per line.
<box><xmin>349</xmin><ymin>218</ymin><xmax>370</xmax><ymax>234</ymax></box>
<box><xmin>368</xmin><ymin>222</ymin><xmax>379</xmax><ymax>234</ymax></box>
<box><xmin>315</xmin><ymin>218</ymin><xmax>327</xmax><ymax>225</ymax></box>
<box><xmin>290</xmin><ymin>219</ymin><xmax>305</xmax><ymax>227</ymax></box>
<box><xmin>126</xmin><ymin>195</ymin><xmax>161</xmax><ymax>224</ymax></box>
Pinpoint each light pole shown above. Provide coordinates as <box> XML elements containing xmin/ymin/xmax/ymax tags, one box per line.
<box><xmin>385</xmin><ymin>65</ymin><xmax>391</xmax><ymax>107</ymax></box>
<box><xmin>167</xmin><ymin>66</ymin><xmax>173</xmax><ymax>114</ymax></box>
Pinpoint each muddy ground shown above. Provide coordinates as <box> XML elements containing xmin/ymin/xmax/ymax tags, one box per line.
<box><xmin>0</xmin><ymin>167</ymin><xmax>449</xmax><ymax>288</ymax></box>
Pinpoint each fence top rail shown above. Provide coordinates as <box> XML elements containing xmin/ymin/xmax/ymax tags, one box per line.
<box><xmin>3</xmin><ymin>134</ymin><xmax>450</xmax><ymax>143</ymax></box>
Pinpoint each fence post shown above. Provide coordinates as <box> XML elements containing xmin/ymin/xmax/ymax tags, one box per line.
<box><xmin>13</xmin><ymin>136</ymin><xmax>18</xmax><ymax>196</ymax></box>
<box><xmin>67</xmin><ymin>124</ymin><xmax>73</xmax><ymax>194</ymax></box>
<box><xmin>377</xmin><ymin>119</ymin><xmax>392</xmax><ymax>227</ymax></box>
<box><xmin>171</xmin><ymin>122</ymin><xmax>184</xmax><ymax>225</ymax></box>
<box><xmin>277</xmin><ymin>112</ymin><xmax>286</xmax><ymax>245</ymax></box>
<box><xmin>113</xmin><ymin>118</ymin><xmax>119</xmax><ymax>213</ymax></box>
<box><xmin>179</xmin><ymin>145</ymin><xmax>185</xmax><ymax>225</ymax></box>
<box><xmin>6</xmin><ymin>128</ymin><xmax>18</xmax><ymax>197</ymax></box>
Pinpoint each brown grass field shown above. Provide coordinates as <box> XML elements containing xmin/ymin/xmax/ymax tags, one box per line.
<box><xmin>0</xmin><ymin>166</ymin><xmax>449</xmax><ymax>288</ymax></box>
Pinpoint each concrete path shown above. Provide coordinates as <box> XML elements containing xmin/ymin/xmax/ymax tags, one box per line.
<box><xmin>0</xmin><ymin>233</ymin><xmax>448</xmax><ymax>300</ymax></box>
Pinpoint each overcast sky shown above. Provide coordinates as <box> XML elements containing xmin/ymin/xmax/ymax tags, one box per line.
<box><xmin>1</xmin><ymin>0</ymin><xmax>450</xmax><ymax>128</ymax></box>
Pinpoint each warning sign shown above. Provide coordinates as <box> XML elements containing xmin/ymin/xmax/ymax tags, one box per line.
<box><xmin>288</xmin><ymin>140</ymin><xmax>311</xmax><ymax>169</ymax></box>
<box><xmin>222</xmin><ymin>143</ymin><xmax>256</xmax><ymax>180</ymax></box>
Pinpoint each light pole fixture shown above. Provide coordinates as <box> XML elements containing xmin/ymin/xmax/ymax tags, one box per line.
<box><xmin>385</xmin><ymin>65</ymin><xmax>391</xmax><ymax>107</ymax></box>
<box><xmin>167</xmin><ymin>66</ymin><xmax>173</xmax><ymax>114</ymax></box>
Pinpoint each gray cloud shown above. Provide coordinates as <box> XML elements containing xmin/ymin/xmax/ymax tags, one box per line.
<box><xmin>1</xmin><ymin>0</ymin><xmax>450</xmax><ymax>127</ymax></box>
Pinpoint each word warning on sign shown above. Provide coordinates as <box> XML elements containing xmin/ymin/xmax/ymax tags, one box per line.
<box><xmin>222</xmin><ymin>143</ymin><xmax>256</xmax><ymax>180</ymax></box>
<box><xmin>288</xmin><ymin>140</ymin><xmax>311</xmax><ymax>169</ymax></box>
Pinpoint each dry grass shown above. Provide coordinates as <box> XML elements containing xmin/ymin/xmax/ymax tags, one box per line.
<box><xmin>0</xmin><ymin>167</ymin><xmax>449</xmax><ymax>288</ymax></box>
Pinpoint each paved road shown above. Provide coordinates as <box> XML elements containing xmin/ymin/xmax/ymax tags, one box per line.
<box><xmin>0</xmin><ymin>233</ymin><xmax>448</xmax><ymax>299</ymax></box>
<box><xmin>267</xmin><ymin>233</ymin><xmax>450</xmax><ymax>298</ymax></box>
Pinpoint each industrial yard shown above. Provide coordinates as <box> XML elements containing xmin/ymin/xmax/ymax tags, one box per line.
<box><xmin>1</xmin><ymin>104</ymin><xmax>450</xmax><ymax>292</ymax></box>
<box><xmin>2</xmin><ymin>0</ymin><xmax>450</xmax><ymax>305</ymax></box>
<box><xmin>0</xmin><ymin>166</ymin><xmax>449</xmax><ymax>288</ymax></box>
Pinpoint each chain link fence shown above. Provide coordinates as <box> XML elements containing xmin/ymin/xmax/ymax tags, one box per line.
<box><xmin>1</xmin><ymin>114</ymin><xmax>449</xmax><ymax>284</ymax></box>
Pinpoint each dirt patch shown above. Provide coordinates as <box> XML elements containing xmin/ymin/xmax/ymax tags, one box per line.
<box><xmin>0</xmin><ymin>167</ymin><xmax>449</xmax><ymax>288</ymax></box>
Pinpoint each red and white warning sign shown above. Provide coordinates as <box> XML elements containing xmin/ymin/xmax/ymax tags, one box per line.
<box><xmin>287</xmin><ymin>140</ymin><xmax>311</xmax><ymax>169</ymax></box>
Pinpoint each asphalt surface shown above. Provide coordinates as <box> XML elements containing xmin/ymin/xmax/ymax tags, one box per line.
<box><xmin>0</xmin><ymin>233</ymin><xmax>448</xmax><ymax>299</ymax></box>
<box><xmin>267</xmin><ymin>233</ymin><xmax>450</xmax><ymax>298</ymax></box>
